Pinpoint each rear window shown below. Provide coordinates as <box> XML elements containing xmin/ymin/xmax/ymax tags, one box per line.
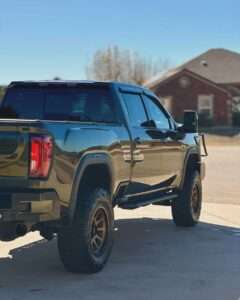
<box><xmin>0</xmin><ymin>86</ymin><xmax>118</xmax><ymax>123</ymax></box>
<box><xmin>0</xmin><ymin>88</ymin><xmax>44</xmax><ymax>119</ymax></box>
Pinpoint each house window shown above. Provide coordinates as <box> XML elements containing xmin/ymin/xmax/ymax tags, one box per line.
<box><xmin>198</xmin><ymin>95</ymin><xmax>214</xmax><ymax>118</ymax></box>
<box><xmin>233</xmin><ymin>96</ymin><xmax>240</xmax><ymax>112</ymax></box>
<box><xmin>160</xmin><ymin>96</ymin><xmax>172</xmax><ymax>113</ymax></box>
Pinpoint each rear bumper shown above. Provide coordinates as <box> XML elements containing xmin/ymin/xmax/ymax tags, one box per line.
<box><xmin>0</xmin><ymin>189</ymin><xmax>61</xmax><ymax>223</ymax></box>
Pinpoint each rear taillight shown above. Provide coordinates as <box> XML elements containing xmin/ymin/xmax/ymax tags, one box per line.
<box><xmin>29</xmin><ymin>135</ymin><xmax>53</xmax><ymax>178</ymax></box>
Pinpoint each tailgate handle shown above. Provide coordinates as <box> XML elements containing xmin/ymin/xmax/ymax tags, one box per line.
<box><xmin>0</xmin><ymin>136</ymin><xmax>25</xmax><ymax>162</ymax></box>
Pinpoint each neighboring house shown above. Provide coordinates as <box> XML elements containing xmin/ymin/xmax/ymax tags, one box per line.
<box><xmin>146</xmin><ymin>48</ymin><xmax>240</xmax><ymax>126</ymax></box>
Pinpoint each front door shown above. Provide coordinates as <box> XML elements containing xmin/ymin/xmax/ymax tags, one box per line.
<box><xmin>142</xmin><ymin>94</ymin><xmax>185</xmax><ymax>190</ymax></box>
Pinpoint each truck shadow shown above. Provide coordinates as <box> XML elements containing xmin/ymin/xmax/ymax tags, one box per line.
<box><xmin>0</xmin><ymin>218</ymin><xmax>239</xmax><ymax>294</ymax></box>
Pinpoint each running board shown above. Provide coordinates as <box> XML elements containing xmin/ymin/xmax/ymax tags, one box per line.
<box><xmin>119</xmin><ymin>194</ymin><xmax>178</xmax><ymax>210</ymax></box>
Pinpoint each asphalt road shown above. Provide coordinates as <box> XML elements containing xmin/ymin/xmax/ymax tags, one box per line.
<box><xmin>0</xmin><ymin>146</ymin><xmax>239</xmax><ymax>300</ymax></box>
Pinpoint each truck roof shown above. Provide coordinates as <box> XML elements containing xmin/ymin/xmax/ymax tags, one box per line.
<box><xmin>9</xmin><ymin>80</ymin><xmax>144</xmax><ymax>90</ymax></box>
<box><xmin>8</xmin><ymin>80</ymin><xmax>155</xmax><ymax>98</ymax></box>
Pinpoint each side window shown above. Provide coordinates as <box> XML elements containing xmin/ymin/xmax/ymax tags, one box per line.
<box><xmin>143</xmin><ymin>95</ymin><xmax>170</xmax><ymax>130</ymax></box>
<box><xmin>121</xmin><ymin>93</ymin><xmax>147</xmax><ymax>127</ymax></box>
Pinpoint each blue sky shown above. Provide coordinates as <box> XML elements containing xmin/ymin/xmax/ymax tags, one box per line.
<box><xmin>0</xmin><ymin>0</ymin><xmax>239</xmax><ymax>84</ymax></box>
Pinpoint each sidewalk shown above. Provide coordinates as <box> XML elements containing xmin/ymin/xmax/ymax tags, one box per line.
<box><xmin>115</xmin><ymin>202</ymin><xmax>240</xmax><ymax>228</ymax></box>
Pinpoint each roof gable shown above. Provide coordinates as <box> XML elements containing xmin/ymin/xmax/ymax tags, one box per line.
<box><xmin>181</xmin><ymin>48</ymin><xmax>240</xmax><ymax>84</ymax></box>
<box><xmin>150</xmin><ymin>68</ymin><xmax>230</xmax><ymax>95</ymax></box>
<box><xmin>146</xmin><ymin>48</ymin><xmax>240</xmax><ymax>88</ymax></box>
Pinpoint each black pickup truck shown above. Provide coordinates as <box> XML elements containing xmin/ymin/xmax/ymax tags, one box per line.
<box><xmin>0</xmin><ymin>80</ymin><xmax>206</xmax><ymax>273</ymax></box>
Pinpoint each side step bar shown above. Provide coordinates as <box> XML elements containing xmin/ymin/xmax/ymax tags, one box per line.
<box><xmin>119</xmin><ymin>194</ymin><xmax>178</xmax><ymax>210</ymax></box>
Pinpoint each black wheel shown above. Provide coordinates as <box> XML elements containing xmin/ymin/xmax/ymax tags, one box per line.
<box><xmin>172</xmin><ymin>170</ymin><xmax>202</xmax><ymax>227</ymax></box>
<box><xmin>58</xmin><ymin>188</ymin><xmax>114</xmax><ymax>273</ymax></box>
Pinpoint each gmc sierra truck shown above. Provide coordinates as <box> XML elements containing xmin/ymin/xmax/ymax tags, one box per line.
<box><xmin>0</xmin><ymin>80</ymin><xmax>206</xmax><ymax>273</ymax></box>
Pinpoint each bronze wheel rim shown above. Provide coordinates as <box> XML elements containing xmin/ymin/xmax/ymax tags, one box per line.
<box><xmin>90</xmin><ymin>208</ymin><xmax>108</xmax><ymax>256</ymax></box>
<box><xmin>191</xmin><ymin>185</ymin><xmax>200</xmax><ymax>218</ymax></box>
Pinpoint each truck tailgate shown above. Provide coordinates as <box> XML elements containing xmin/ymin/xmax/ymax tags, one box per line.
<box><xmin>0</xmin><ymin>119</ymin><xmax>41</xmax><ymax>178</ymax></box>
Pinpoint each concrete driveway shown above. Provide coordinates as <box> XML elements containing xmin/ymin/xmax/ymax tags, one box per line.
<box><xmin>0</xmin><ymin>146</ymin><xmax>239</xmax><ymax>300</ymax></box>
<box><xmin>204</xmin><ymin>146</ymin><xmax>240</xmax><ymax>205</ymax></box>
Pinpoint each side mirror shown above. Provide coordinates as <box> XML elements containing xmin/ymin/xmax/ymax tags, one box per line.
<box><xmin>183</xmin><ymin>110</ymin><xmax>198</xmax><ymax>133</ymax></box>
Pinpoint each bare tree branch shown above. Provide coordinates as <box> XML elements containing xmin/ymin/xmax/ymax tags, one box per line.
<box><xmin>86</xmin><ymin>46</ymin><xmax>171</xmax><ymax>85</ymax></box>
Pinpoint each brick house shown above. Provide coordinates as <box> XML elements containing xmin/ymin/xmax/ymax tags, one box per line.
<box><xmin>146</xmin><ymin>49</ymin><xmax>240</xmax><ymax>126</ymax></box>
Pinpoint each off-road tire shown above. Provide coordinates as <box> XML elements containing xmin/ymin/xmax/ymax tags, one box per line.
<box><xmin>58</xmin><ymin>187</ymin><xmax>114</xmax><ymax>273</ymax></box>
<box><xmin>172</xmin><ymin>170</ymin><xmax>202</xmax><ymax>227</ymax></box>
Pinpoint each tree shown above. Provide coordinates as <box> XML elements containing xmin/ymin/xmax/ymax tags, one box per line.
<box><xmin>86</xmin><ymin>46</ymin><xmax>171</xmax><ymax>85</ymax></box>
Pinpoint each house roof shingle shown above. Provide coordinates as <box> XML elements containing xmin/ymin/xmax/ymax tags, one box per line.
<box><xmin>181</xmin><ymin>48</ymin><xmax>240</xmax><ymax>84</ymax></box>
<box><xmin>146</xmin><ymin>48</ymin><xmax>240</xmax><ymax>88</ymax></box>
